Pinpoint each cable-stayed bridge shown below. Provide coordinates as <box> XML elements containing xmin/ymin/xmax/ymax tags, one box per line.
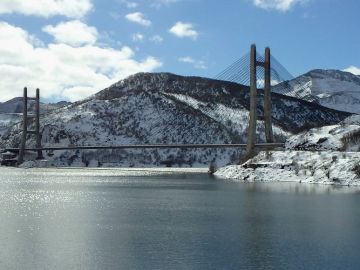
<box><xmin>215</xmin><ymin>50</ymin><xmax>313</xmax><ymax>101</ymax></box>
<box><xmin>1</xmin><ymin>44</ymin><xmax>347</xmax><ymax>166</ymax></box>
<box><xmin>213</xmin><ymin>47</ymin><xmax>336</xmax><ymax>133</ymax></box>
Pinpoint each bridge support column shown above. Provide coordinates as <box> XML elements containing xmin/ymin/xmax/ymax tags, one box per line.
<box><xmin>246</xmin><ymin>44</ymin><xmax>257</xmax><ymax>158</ymax></box>
<box><xmin>35</xmin><ymin>88</ymin><xmax>43</xmax><ymax>160</ymax></box>
<box><xmin>264</xmin><ymin>47</ymin><xmax>274</xmax><ymax>143</ymax></box>
<box><xmin>17</xmin><ymin>87</ymin><xmax>43</xmax><ymax>165</ymax></box>
<box><xmin>18</xmin><ymin>87</ymin><xmax>28</xmax><ymax>165</ymax></box>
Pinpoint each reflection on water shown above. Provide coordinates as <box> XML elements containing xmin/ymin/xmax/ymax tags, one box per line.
<box><xmin>0</xmin><ymin>167</ymin><xmax>359</xmax><ymax>270</ymax></box>
<box><xmin>244</xmin><ymin>181</ymin><xmax>360</xmax><ymax>195</ymax></box>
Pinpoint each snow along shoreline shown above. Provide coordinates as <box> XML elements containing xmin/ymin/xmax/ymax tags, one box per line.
<box><xmin>215</xmin><ymin>151</ymin><xmax>360</xmax><ymax>186</ymax></box>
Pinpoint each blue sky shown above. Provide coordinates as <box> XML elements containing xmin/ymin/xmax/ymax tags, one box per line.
<box><xmin>0</xmin><ymin>0</ymin><xmax>359</xmax><ymax>101</ymax></box>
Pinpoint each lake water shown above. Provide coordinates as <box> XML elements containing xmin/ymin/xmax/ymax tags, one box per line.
<box><xmin>0</xmin><ymin>167</ymin><xmax>359</xmax><ymax>270</ymax></box>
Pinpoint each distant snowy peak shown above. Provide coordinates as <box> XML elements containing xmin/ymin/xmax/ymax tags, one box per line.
<box><xmin>94</xmin><ymin>72</ymin><xmax>226</xmax><ymax>101</ymax></box>
<box><xmin>274</xmin><ymin>69</ymin><xmax>360</xmax><ymax>114</ymax></box>
<box><xmin>0</xmin><ymin>98</ymin><xmax>71</xmax><ymax>136</ymax></box>
<box><xmin>306</xmin><ymin>69</ymin><xmax>360</xmax><ymax>84</ymax></box>
<box><xmin>0</xmin><ymin>97</ymin><xmax>70</xmax><ymax>114</ymax></box>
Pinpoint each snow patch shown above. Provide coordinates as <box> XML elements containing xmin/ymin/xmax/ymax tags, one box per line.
<box><xmin>215</xmin><ymin>151</ymin><xmax>360</xmax><ymax>186</ymax></box>
<box><xmin>286</xmin><ymin>115</ymin><xmax>360</xmax><ymax>151</ymax></box>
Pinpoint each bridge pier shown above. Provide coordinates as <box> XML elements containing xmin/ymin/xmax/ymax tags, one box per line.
<box><xmin>246</xmin><ymin>44</ymin><xmax>257</xmax><ymax>158</ymax></box>
<box><xmin>246</xmin><ymin>45</ymin><xmax>274</xmax><ymax>159</ymax></box>
<box><xmin>264</xmin><ymin>47</ymin><xmax>274</xmax><ymax>143</ymax></box>
<box><xmin>35</xmin><ymin>88</ymin><xmax>44</xmax><ymax>160</ymax></box>
<box><xmin>17</xmin><ymin>87</ymin><xmax>43</xmax><ymax>165</ymax></box>
<box><xmin>18</xmin><ymin>87</ymin><xmax>28</xmax><ymax>165</ymax></box>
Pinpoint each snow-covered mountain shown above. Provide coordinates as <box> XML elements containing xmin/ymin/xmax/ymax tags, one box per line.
<box><xmin>273</xmin><ymin>69</ymin><xmax>360</xmax><ymax>114</ymax></box>
<box><xmin>0</xmin><ymin>73</ymin><xmax>351</xmax><ymax>167</ymax></box>
<box><xmin>0</xmin><ymin>98</ymin><xmax>70</xmax><ymax>136</ymax></box>
<box><xmin>0</xmin><ymin>113</ymin><xmax>22</xmax><ymax>136</ymax></box>
<box><xmin>0</xmin><ymin>97</ymin><xmax>70</xmax><ymax>114</ymax></box>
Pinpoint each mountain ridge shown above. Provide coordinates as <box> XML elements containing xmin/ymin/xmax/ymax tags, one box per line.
<box><xmin>273</xmin><ymin>69</ymin><xmax>360</xmax><ymax>114</ymax></box>
<box><xmin>0</xmin><ymin>72</ymin><xmax>351</xmax><ymax>167</ymax></box>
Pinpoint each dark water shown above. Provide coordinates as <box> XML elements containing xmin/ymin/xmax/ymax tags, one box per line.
<box><xmin>0</xmin><ymin>168</ymin><xmax>359</xmax><ymax>270</ymax></box>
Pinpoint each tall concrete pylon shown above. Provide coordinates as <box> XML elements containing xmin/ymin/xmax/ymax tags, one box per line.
<box><xmin>35</xmin><ymin>88</ymin><xmax>44</xmax><ymax>160</ymax></box>
<box><xmin>245</xmin><ymin>44</ymin><xmax>258</xmax><ymax>158</ymax></box>
<box><xmin>264</xmin><ymin>47</ymin><xmax>274</xmax><ymax>143</ymax></box>
<box><xmin>18</xmin><ymin>87</ymin><xmax>28</xmax><ymax>165</ymax></box>
<box><xmin>246</xmin><ymin>44</ymin><xmax>274</xmax><ymax>159</ymax></box>
<box><xmin>17</xmin><ymin>87</ymin><xmax>43</xmax><ymax>165</ymax></box>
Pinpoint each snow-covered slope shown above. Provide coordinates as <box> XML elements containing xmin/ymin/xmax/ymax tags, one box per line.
<box><xmin>0</xmin><ymin>97</ymin><xmax>70</xmax><ymax>114</ymax></box>
<box><xmin>216</xmin><ymin>115</ymin><xmax>360</xmax><ymax>186</ymax></box>
<box><xmin>273</xmin><ymin>69</ymin><xmax>360</xmax><ymax>114</ymax></box>
<box><xmin>0</xmin><ymin>98</ymin><xmax>32</xmax><ymax>136</ymax></box>
<box><xmin>0</xmin><ymin>98</ymin><xmax>70</xmax><ymax>136</ymax></box>
<box><xmin>286</xmin><ymin>115</ymin><xmax>360</xmax><ymax>151</ymax></box>
<box><xmin>0</xmin><ymin>113</ymin><xmax>22</xmax><ymax>136</ymax></box>
<box><xmin>0</xmin><ymin>73</ymin><xmax>351</xmax><ymax>167</ymax></box>
<box><xmin>215</xmin><ymin>151</ymin><xmax>360</xmax><ymax>186</ymax></box>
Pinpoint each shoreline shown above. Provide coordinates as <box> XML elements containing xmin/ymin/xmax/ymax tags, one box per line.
<box><xmin>0</xmin><ymin>162</ymin><xmax>357</xmax><ymax>186</ymax></box>
<box><xmin>215</xmin><ymin>150</ymin><xmax>360</xmax><ymax>186</ymax></box>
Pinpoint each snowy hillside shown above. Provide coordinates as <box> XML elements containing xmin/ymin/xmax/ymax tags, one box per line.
<box><xmin>286</xmin><ymin>115</ymin><xmax>360</xmax><ymax>151</ymax></box>
<box><xmin>0</xmin><ymin>97</ymin><xmax>70</xmax><ymax>114</ymax></box>
<box><xmin>0</xmin><ymin>113</ymin><xmax>22</xmax><ymax>136</ymax></box>
<box><xmin>215</xmin><ymin>151</ymin><xmax>360</xmax><ymax>186</ymax></box>
<box><xmin>0</xmin><ymin>98</ymin><xmax>70</xmax><ymax>136</ymax></box>
<box><xmin>273</xmin><ymin>69</ymin><xmax>360</xmax><ymax>114</ymax></box>
<box><xmin>0</xmin><ymin>72</ymin><xmax>351</xmax><ymax>167</ymax></box>
<box><xmin>216</xmin><ymin>115</ymin><xmax>360</xmax><ymax>186</ymax></box>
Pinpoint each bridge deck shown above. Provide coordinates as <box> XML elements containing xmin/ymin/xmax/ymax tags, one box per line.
<box><xmin>5</xmin><ymin>143</ymin><xmax>284</xmax><ymax>152</ymax></box>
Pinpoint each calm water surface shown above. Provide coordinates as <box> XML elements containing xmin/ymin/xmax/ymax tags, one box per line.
<box><xmin>0</xmin><ymin>167</ymin><xmax>359</xmax><ymax>270</ymax></box>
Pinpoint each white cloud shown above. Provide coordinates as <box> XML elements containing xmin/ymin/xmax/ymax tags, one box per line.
<box><xmin>43</xmin><ymin>20</ymin><xmax>98</xmax><ymax>47</ymax></box>
<box><xmin>126</xmin><ymin>2</ymin><xmax>138</xmax><ymax>8</ymax></box>
<box><xmin>150</xmin><ymin>35</ymin><xmax>163</xmax><ymax>44</ymax></box>
<box><xmin>125</xmin><ymin>12</ymin><xmax>152</xmax><ymax>27</ymax></box>
<box><xmin>178</xmin><ymin>56</ymin><xmax>207</xmax><ymax>70</ymax></box>
<box><xmin>344</xmin><ymin>66</ymin><xmax>360</xmax><ymax>76</ymax></box>
<box><xmin>118</xmin><ymin>0</ymin><xmax>138</xmax><ymax>8</ymax></box>
<box><xmin>109</xmin><ymin>12</ymin><xmax>121</xmax><ymax>20</ymax></box>
<box><xmin>0</xmin><ymin>0</ymin><xmax>92</xmax><ymax>18</ymax></box>
<box><xmin>152</xmin><ymin>0</ymin><xmax>180</xmax><ymax>8</ymax></box>
<box><xmin>132</xmin><ymin>33</ymin><xmax>144</xmax><ymax>42</ymax></box>
<box><xmin>0</xmin><ymin>22</ymin><xmax>162</xmax><ymax>102</ymax></box>
<box><xmin>253</xmin><ymin>0</ymin><xmax>307</xmax><ymax>11</ymax></box>
<box><xmin>178</xmin><ymin>56</ymin><xmax>195</xmax><ymax>64</ymax></box>
<box><xmin>169</xmin><ymin>22</ymin><xmax>198</xmax><ymax>40</ymax></box>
